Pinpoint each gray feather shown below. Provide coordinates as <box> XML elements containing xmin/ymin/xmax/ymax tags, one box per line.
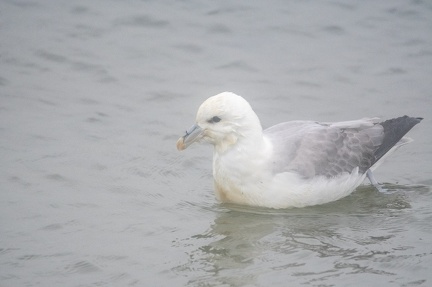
<box><xmin>264</xmin><ymin>116</ymin><xmax>422</xmax><ymax>179</ymax></box>
<box><xmin>373</xmin><ymin>116</ymin><xmax>423</xmax><ymax>162</ymax></box>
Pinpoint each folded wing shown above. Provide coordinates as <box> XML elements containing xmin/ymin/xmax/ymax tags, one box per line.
<box><xmin>265</xmin><ymin>116</ymin><xmax>422</xmax><ymax>178</ymax></box>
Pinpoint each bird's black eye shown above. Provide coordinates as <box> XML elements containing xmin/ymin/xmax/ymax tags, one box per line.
<box><xmin>208</xmin><ymin>116</ymin><xmax>221</xmax><ymax>123</ymax></box>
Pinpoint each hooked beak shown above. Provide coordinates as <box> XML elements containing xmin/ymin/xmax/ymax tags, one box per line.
<box><xmin>176</xmin><ymin>124</ymin><xmax>204</xmax><ymax>151</ymax></box>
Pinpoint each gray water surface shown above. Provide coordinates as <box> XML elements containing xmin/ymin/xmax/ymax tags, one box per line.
<box><xmin>1</xmin><ymin>0</ymin><xmax>432</xmax><ymax>286</ymax></box>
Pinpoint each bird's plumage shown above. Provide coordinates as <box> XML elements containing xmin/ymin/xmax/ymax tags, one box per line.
<box><xmin>177</xmin><ymin>92</ymin><xmax>422</xmax><ymax>209</ymax></box>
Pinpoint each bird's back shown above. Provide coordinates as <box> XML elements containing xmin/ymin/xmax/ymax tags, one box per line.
<box><xmin>264</xmin><ymin>116</ymin><xmax>422</xmax><ymax>179</ymax></box>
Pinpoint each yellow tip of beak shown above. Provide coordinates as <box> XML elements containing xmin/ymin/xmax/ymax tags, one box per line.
<box><xmin>176</xmin><ymin>137</ymin><xmax>186</xmax><ymax>151</ymax></box>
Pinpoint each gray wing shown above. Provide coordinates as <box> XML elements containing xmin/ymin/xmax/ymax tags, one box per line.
<box><xmin>264</xmin><ymin>116</ymin><xmax>422</xmax><ymax>178</ymax></box>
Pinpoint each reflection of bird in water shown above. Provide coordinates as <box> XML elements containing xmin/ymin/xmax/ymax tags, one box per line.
<box><xmin>177</xmin><ymin>92</ymin><xmax>422</xmax><ymax>208</ymax></box>
<box><xmin>172</xmin><ymin>187</ymin><xmax>419</xmax><ymax>286</ymax></box>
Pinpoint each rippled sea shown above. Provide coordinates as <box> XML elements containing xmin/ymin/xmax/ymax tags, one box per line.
<box><xmin>1</xmin><ymin>0</ymin><xmax>432</xmax><ymax>286</ymax></box>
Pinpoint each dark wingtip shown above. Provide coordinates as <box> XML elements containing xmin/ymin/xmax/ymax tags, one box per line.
<box><xmin>403</xmin><ymin>115</ymin><xmax>423</xmax><ymax>122</ymax></box>
<box><xmin>373</xmin><ymin>115</ymin><xmax>422</xmax><ymax>163</ymax></box>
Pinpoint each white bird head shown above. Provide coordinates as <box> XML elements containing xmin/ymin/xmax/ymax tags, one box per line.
<box><xmin>176</xmin><ymin>92</ymin><xmax>262</xmax><ymax>153</ymax></box>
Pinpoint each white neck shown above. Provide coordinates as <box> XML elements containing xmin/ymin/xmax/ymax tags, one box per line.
<box><xmin>212</xmin><ymin>132</ymin><xmax>271</xmax><ymax>203</ymax></box>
